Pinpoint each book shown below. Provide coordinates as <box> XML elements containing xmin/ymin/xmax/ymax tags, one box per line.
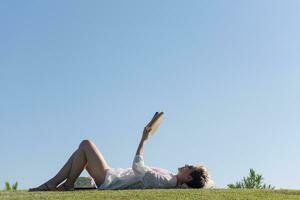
<box><xmin>146</xmin><ymin>112</ymin><xmax>164</xmax><ymax>135</ymax></box>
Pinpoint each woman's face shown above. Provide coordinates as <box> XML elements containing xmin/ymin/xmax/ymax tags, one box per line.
<box><xmin>177</xmin><ymin>165</ymin><xmax>194</xmax><ymax>183</ymax></box>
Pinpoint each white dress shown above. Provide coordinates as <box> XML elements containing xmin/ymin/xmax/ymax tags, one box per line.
<box><xmin>98</xmin><ymin>155</ymin><xmax>178</xmax><ymax>190</ymax></box>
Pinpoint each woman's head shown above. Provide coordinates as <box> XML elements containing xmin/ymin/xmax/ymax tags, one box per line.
<box><xmin>177</xmin><ymin>164</ymin><xmax>211</xmax><ymax>188</ymax></box>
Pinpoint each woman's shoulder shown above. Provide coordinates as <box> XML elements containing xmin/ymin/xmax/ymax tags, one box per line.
<box><xmin>150</xmin><ymin>167</ymin><xmax>173</xmax><ymax>175</ymax></box>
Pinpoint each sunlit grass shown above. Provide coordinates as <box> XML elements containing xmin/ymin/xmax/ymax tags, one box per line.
<box><xmin>1</xmin><ymin>189</ymin><xmax>300</xmax><ymax>200</ymax></box>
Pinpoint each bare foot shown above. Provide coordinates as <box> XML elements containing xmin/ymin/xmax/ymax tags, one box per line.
<box><xmin>28</xmin><ymin>183</ymin><xmax>57</xmax><ymax>192</ymax></box>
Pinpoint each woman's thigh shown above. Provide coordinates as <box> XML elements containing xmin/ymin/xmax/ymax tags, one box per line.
<box><xmin>80</xmin><ymin>140</ymin><xmax>110</xmax><ymax>186</ymax></box>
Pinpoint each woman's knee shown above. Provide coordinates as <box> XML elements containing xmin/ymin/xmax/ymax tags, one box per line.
<box><xmin>79</xmin><ymin>139</ymin><xmax>94</xmax><ymax>149</ymax></box>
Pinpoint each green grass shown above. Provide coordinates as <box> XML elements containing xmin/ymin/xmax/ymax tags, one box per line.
<box><xmin>1</xmin><ymin>189</ymin><xmax>300</xmax><ymax>200</ymax></box>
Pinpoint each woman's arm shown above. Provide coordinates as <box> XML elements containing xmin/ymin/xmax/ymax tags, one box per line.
<box><xmin>135</xmin><ymin>126</ymin><xmax>151</xmax><ymax>156</ymax></box>
<box><xmin>132</xmin><ymin>126</ymin><xmax>153</xmax><ymax>176</ymax></box>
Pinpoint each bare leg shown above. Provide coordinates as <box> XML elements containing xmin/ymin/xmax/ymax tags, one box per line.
<box><xmin>46</xmin><ymin>152</ymin><xmax>76</xmax><ymax>187</ymax></box>
<box><xmin>63</xmin><ymin>140</ymin><xmax>110</xmax><ymax>189</ymax></box>
<box><xmin>29</xmin><ymin>140</ymin><xmax>109</xmax><ymax>191</ymax></box>
<box><xmin>29</xmin><ymin>151</ymin><xmax>76</xmax><ymax>191</ymax></box>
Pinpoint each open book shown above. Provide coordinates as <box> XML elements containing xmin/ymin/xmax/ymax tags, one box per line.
<box><xmin>146</xmin><ymin>112</ymin><xmax>164</xmax><ymax>136</ymax></box>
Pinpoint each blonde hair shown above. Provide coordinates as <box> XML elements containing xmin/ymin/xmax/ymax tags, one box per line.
<box><xmin>186</xmin><ymin>165</ymin><xmax>214</xmax><ymax>188</ymax></box>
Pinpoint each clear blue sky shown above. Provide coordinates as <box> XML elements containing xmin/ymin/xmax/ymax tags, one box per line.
<box><xmin>1</xmin><ymin>0</ymin><xmax>300</xmax><ymax>190</ymax></box>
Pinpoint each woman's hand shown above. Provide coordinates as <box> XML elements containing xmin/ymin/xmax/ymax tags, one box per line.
<box><xmin>135</xmin><ymin>126</ymin><xmax>152</xmax><ymax>156</ymax></box>
<box><xmin>142</xmin><ymin>126</ymin><xmax>152</xmax><ymax>141</ymax></box>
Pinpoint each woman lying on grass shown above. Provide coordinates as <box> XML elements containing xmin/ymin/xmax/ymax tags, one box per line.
<box><xmin>29</xmin><ymin>112</ymin><xmax>213</xmax><ymax>191</ymax></box>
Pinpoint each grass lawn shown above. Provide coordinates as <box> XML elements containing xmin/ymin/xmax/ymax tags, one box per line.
<box><xmin>1</xmin><ymin>189</ymin><xmax>300</xmax><ymax>200</ymax></box>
